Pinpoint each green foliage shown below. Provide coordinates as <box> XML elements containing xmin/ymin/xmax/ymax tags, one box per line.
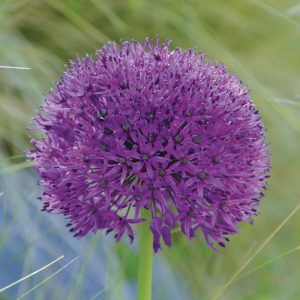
<box><xmin>115</xmin><ymin>242</ymin><xmax>138</xmax><ymax>282</ymax></box>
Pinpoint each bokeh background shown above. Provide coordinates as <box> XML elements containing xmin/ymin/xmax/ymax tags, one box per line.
<box><xmin>1</xmin><ymin>0</ymin><xmax>300</xmax><ymax>299</ymax></box>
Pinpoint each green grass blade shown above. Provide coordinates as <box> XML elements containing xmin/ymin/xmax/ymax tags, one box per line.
<box><xmin>235</xmin><ymin>245</ymin><xmax>300</xmax><ymax>282</ymax></box>
<box><xmin>43</xmin><ymin>0</ymin><xmax>108</xmax><ymax>43</ymax></box>
<box><xmin>273</xmin><ymin>98</ymin><xmax>300</xmax><ymax>107</ymax></box>
<box><xmin>286</xmin><ymin>4</ymin><xmax>300</xmax><ymax>16</ymax></box>
<box><xmin>16</xmin><ymin>256</ymin><xmax>79</xmax><ymax>300</ymax></box>
<box><xmin>90</xmin><ymin>0</ymin><xmax>127</xmax><ymax>32</ymax></box>
<box><xmin>0</xmin><ymin>255</ymin><xmax>64</xmax><ymax>293</ymax></box>
<box><xmin>0</xmin><ymin>161</ymin><xmax>33</xmax><ymax>175</ymax></box>
<box><xmin>248</xmin><ymin>0</ymin><xmax>300</xmax><ymax>30</ymax></box>
<box><xmin>66</xmin><ymin>234</ymin><xmax>98</xmax><ymax>300</ymax></box>
<box><xmin>212</xmin><ymin>201</ymin><xmax>300</xmax><ymax>300</ymax></box>
<box><xmin>0</xmin><ymin>66</ymin><xmax>31</xmax><ymax>70</ymax></box>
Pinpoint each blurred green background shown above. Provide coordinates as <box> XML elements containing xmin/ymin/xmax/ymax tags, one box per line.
<box><xmin>1</xmin><ymin>0</ymin><xmax>300</xmax><ymax>299</ymax></box>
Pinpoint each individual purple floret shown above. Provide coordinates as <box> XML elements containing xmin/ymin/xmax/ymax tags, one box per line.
<box><xmin>28</xmin><ymin>38</ymin><xmax>270</xmax><ymax>252</ymax></box>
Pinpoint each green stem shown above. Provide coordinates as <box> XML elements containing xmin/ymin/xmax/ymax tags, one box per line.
<box><xmin>137</xmin><ymin>209</ymin><xmax>153</xmax><ymax>300</ymax></box>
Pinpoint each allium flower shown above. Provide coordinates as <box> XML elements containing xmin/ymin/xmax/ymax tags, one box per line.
<box><xmin>28</xmin><ymin>38</ymin><xmax>269</xmax><ymax>252</ymax></box>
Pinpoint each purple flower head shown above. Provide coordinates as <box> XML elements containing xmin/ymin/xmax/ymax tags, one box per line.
<box><xmin>28</xmin><ymin>38</ymin><xmax>270</xmax><ymax>252</ymax></box>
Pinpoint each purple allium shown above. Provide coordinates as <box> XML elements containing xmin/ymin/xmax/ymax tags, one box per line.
<box><xmin>28</xmin><ymin>38</ymin><xmax>270</xmax><ymax>252</ymax></box>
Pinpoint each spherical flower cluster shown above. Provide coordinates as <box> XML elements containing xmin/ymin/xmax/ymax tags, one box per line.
<box><xmin>28</xmin><ymin>38</ymin><xmax>269</xmax><ymax>252</ymax></box>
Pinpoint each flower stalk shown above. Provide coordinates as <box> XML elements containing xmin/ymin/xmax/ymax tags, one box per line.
<box><xmin>137</xmin><ymin>209</ymin><xmax>153</xmax><ymax>300</ymax></box>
